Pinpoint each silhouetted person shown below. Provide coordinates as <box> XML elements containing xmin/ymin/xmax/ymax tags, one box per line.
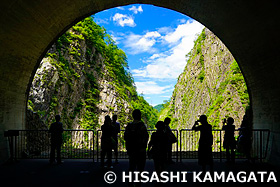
<box><xmin>124</xmin><ymin>109</ymin><xmax>149</xmax><ymax>187</ymax></box>
<box><xmin>148</xmin><ymin>121</ymin><xmax>169</xmax><ymax>178</ymax></box>
<box><xmin>49</xmin><ymin>115</ymin><xmax>64</xmax><ymax>165</ymax></box>
<box><xmin>222</xmin><ymin>117</ymin><xmax>236</xmax><ymax>163</ymax></box>
<box><xmin>238</xmin><ymin>114</ymin><xmax>252</xmax><ymax>162</ymax></box>
<box><xmin>112</xmin><ymin>114</ymin><xmax>120</xmax><ymax>164</ymax></box>
<box><xmin>192</xmin><ymin>115</ymin><xmax>213</xmax><ymax>173</ymax></box>
<box><xmin>164</xmin><ymin>117</ymin><xmax>177</xmax><ymax>164</ymax></box>
<box><xmin>101</xmin><ymin>115</ymin><xmax>114</xmax><ymax>168</ymax></box>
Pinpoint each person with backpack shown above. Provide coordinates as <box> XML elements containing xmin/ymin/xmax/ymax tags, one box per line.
<box><xmin>124</xmin><ymin>109</ymin><xmax>149</xmax><ymax>185</ymax></box>
<box><xmin>49</xmin><ymin>115</ymin><xmax>64</xmax><ymax>165</ymax></box>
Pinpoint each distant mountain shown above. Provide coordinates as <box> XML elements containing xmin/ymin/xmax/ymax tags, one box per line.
<box><xmin>154</xmin><ymin>104</ymin><xmax>164</xmax><ymax>113</ymax></box>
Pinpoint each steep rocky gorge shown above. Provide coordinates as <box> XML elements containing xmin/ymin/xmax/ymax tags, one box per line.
<box><xmin>160</xmin><ymin>28</ymin><xmax>250</xmax><ymax>129</ymax></box>
<box><xmin>27</xmin><ymin>17</ymin><xmax>249</xmax><ymax>132</ymax></box>
<box><xmin>27</xmin><ymin>17</ymin><xmax>157</xmax><ymax>130</ymax></box>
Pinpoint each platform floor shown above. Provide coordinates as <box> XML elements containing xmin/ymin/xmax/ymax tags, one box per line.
<box><xmin>1</xmin><ymin>159</ymin><xmax>279</xmax><ymax>186</ymax></box>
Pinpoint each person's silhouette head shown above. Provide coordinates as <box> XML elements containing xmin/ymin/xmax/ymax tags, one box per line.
<box><xmin>199</xmin><ymin>115</ymin><xmax>208</xmax><ymax>124</ymax></box>
<box><xmin>132</xmin><ymin>109</ymin><xmax>141</xmax><ymax>120</ymax></box>
<box><xmin>227</xmin><ymin>117</ymin><xmax>234</xmax><ymax>125</ymax></box>
<box><xmin>55</xmin><ymin>115</ymin><xmax>61</xmax><ymax>122</ymax></box>
<box><xmin>113</xmin><ymin>114</ymin><xmax>118</xmax><ymax>122</ymax></box>
<box><xmin>155</xmin><ymin>121</ymin><xmax>165</xmax><ymax>131</ymax></box>
<box><xmin>164</xmin><ymin>117</ymin><xmax>171</xmax><ymax>125</ymax></box>
<box><xmin>104</xmin><ymin>115</ymin><xmax>111</xmax><ymax>125</ymax></box>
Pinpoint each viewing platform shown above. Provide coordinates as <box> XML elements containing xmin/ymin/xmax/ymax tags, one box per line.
<box><xmin>1</xmin><ymin>159</ymin><xmax>279</xmax><ymax>186</ymax></box>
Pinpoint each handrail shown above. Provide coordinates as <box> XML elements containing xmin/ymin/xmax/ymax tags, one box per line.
<box><xmin>181</xmin><ymin>129</ymin><xmax>270</xmax><ymax>131</ymax></box>
<box><xmin>4</xmin><ymin>129</ymin><xmax>270</xmax><ymax>162</ymax></box>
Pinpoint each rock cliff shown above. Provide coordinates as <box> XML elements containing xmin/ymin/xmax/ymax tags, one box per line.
<box><xmin>28</xmin><ymin>17</ymin><xmax>158</xmax><ymax>130</ymax></box>
<box><xmin>160</xmin><ymin>28</ymin><xmax>250</xmax><ymax>129</ymax></box>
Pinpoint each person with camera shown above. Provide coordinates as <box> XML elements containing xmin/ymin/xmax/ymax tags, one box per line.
<box><xmin>192</xmin><ymin>115</ymin><xmax>213</xmax><ymax>173</ymax></box>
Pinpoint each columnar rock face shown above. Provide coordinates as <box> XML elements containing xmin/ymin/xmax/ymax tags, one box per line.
<box><xmin>26</xmin><ymin>109</ymin><xmax>48</xmax><ymax>130</ymax></box>
<box><xmin>161</xmin><ymin>28</ymin><xmax>250</xmax><ymax>129</ymax></box>
<box><xmin>28</xmin><ymin>18</ymin><xmax>157</xmax><ymax>130</ymax></box>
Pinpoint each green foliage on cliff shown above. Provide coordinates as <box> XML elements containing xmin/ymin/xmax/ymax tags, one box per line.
<box><xmin>29</xmin><ymin>17</ymin><xmax>157</xmax><ymax>130</ymax></box>
<box><xmin>159</xmin><ymin>28</ymin><xmax>250</xmax><ymax>129</ymax></box>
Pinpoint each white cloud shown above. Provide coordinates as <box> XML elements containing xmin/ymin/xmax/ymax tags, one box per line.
<box><xmin>124</xmin><ymin>31</ymin><xmax>161</xmax><ymax>54</ymax></box>
<box><xmin>157</xmin><ymin>26</ymin><xmax>173</xmax><ymax>35</ymax></box>
<box><xmin>107</xmin><ymin>31</ymin><xmax>125</xmax><ymax>44</ymax></box>
<box><xmin>112</xmin><ymin>13</ymin><xmax>136</xmax><ymax>27</ymax></box>
<box><xmin>110</xmin><ymin>34</ymin><xmax>121</xmax><ymax>44</ymax></box>
<box><xmin>94</xmin><ymin>18</ymin><xmax>109</xmax><ymax>25</ymax></box>
<box><xmin>132</xmin><ymin>20</ymin><xmax>204</xmax><ymax>79</ymax></box>
<box><xmin>149</xmin><ymin>54</ymin><xmax>161</xmax><ymax>60</ymax></box>
<box><xmin>116</xmin><ymin>7</ymin><xmax>125</xmax><ymax>10</ymax></box>
<box><xmin>135</xmin><ymin>81</ymin><xmax>172</xmax><ymax>95</ymax></box>
<box><xmin>129</xmin><ymin>5</ymin><xmax>143</xmax><ymax>14</ymax></box>
<box><xmin>164</xmin><ymin>20</ymin><xmax>203</xmax><ymax>45</ymax></box>
<box><xmin>145</xmin><ymin>31</ymin><xmax>161</xmax><ymax>38</ymax></box>
<box><xmin>178</xmin><ymin>18</ymin><xmax>187</xmax><ymax>24</ymax></box>
<box><xmin>160</xmin><ymin>96</ymin><xmax>171</xmax><ymax>98</ymax></box>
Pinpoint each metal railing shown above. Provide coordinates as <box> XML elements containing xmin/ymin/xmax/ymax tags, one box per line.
<box><xmin>96</xmin><ymin>129</ymin><xmax>179</xmax><ymax>161</ymax></box>
<box><xmin>4</xmin><ymin>128</ymin><xmax>270</xmax><ymax>162</ymax></box>
<box><xmin>4</xmin><ymin>130</ymin><xmax>95</xmax><ymax>161</ymax></box>
<box><xmin>179</xmin><ymin>129</ymin><xmax>270</xmax><ymax>162</ymax></box>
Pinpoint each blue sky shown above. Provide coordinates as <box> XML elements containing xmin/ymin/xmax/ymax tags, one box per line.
<box><xmin>94</xmin><ymin>4</ymin><xmax>204</xmax><ymax>106</ymax></box>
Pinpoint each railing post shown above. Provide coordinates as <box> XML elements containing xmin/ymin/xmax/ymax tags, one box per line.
<box><xmin>176</xmin><ymin>130</ymin><xmax>178</xmax><ymax>163</ymax></box>
<box><xmin>260</xmin><ymin>130</ymin><xmax>263</xmax><ymax>162</ymax></box>
<box><xmin>180</xmin><ymin>129</ymin><xmax>182</xmax><ymax>162</ymax></box>
<box><xmin>220</xmin><ymin>130</ymin><xmax>222</xmax><ymax>162</ymax></box>
<box><xmin>4</xmin><ymin>130</ymin><xmax>19</xmax><ymax>162</ymax></box>
<box><xmin>92</xmin><ymin>130</ymin><xmax>95</xmax><ymax>163</ymax></box>
<box><xmin>96</xmin><ymin>130</ymin><xmax>99</xmax><ymax>162</ymax></box>
<box><xmin>265</xmin><ymin>130</ymin><xmax>270</xmax><ymax>159</ymax></box>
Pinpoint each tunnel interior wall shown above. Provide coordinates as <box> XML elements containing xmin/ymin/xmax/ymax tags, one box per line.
<box><xmin>0</xmin><ymin>0</ymin><xmax>280</xmax><ymax>164</ymax></box>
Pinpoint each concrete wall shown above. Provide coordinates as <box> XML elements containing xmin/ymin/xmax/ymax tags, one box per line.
<box><xmin>1</xmin><ymin>0</ymin><xmax>280</xmax><ymax>164</ymax></box>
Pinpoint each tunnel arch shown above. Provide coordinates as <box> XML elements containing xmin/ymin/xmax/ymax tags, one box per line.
<box><xmin>0</xmin><ymin>0</ymin><xmax>280</xmax><ymax>164</ymax></box>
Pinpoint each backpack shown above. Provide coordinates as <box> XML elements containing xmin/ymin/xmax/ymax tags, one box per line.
<box><xmin>124</xmin><ymin>121</ymin><xmax>147</xmax><ymax>154</ymax></box>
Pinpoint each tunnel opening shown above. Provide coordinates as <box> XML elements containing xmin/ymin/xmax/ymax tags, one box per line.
<box><xmin>26</xmin><ymin>5</ymin><xmax>251</xmax><ymax>131</ymax></box>
<box><xmin>1</xmin><ymin>0</ymin><xmax>279</xmax><ymax>166</ymax></box>
<box><xmin>21</xmin><ymin>4</ymin><xmax>255</xmax><ymax>162</ymax></box>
